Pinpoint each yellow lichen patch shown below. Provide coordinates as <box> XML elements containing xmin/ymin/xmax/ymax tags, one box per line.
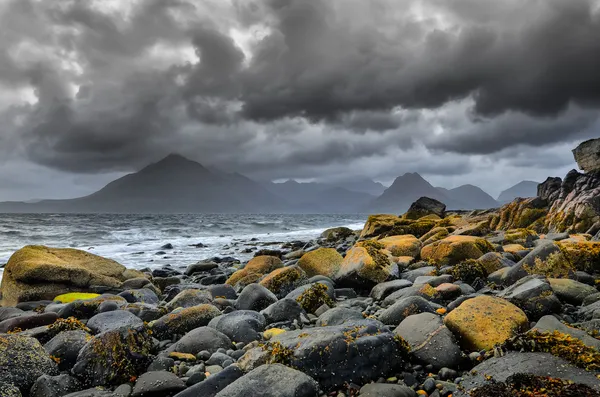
<box><xmin>523</xmin><ymin>251</ymin><xmax>575</xmax><ymax>278</ymax></box>
<box><xmin>226</xmin><ymin>255</ymin><xmax>283</xmax><ymax>286</ymax></box>
<box><xmin>168</xmin><ymin>352</ymin><xmax>196</xmax><ymax>361</ymax></box>
<box><xmin>557</xmin><ymin>241</ymin><xmax>600</xmax><ymax>273</ymax></box>
<box><xmin>259</xmin><ymin>266</ymin><xmax>306</xmax><ymax>295</ymax></box>
<box><xmin>444</xmin><ymin>295</ymin><xmax>529</xmax><ymax>351</ymax></box>
<box><xmin>492</xmin><ymin>198</ymin><xmax>547</xmax><ymax>231</ymax></box>
<box><xmin>420</xmin><ymin>227</ymin><xmax>450</xmax><ymax>245</ymax></box>
<box><xmin>503</xmin><ymin>244</ymin><xmax>525</xmax><ymax>255</ymax></box>
<box><xmin>297</xmin><ymin>248</ymin><xmax>343</xmax><ymax>278</ymax></box>
<box><xmin>54</xmin><ymin>292</ymin><xmax>100</xmax><ymax>303</ymax></box>
<box><xmin>360</xmin><ymin>214</ymin><xmax>404</xmax><ymax>238</ymax></box>
<box><xmin>378</xmin><ymin>235</ymin><xmax>423</xmax><ymax>258</ymax></box>
<box><xmin>264</xmin><ymin>328</ymin><xmax>286</xmax><ymax>340</ymax></box>
<box><xmin>421</xmin><ymin>235</ymin><xmax>494</xmax><ymax>266</ymax></box>
<box><xmin>504</xmin><ymin>228</ymin><xmax>538</xmax><ymax>243</ymax></box>
<box><xmin>48</xmin><ymin>317</ymin><xmax>91</xmax><ymax>337</ymax></box>
<box><xmin>337</xmin><ymin>241</ymin><xmax>393</xmax><ymax>284</ymax></box>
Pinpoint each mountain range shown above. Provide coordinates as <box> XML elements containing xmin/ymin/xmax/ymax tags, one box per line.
<box><xmin>496</xmin><ymin>180</ymin><xmax>540</xmax><ymax>204</ymax></box>
<box><xmin>0</xmin><ymin>154</ymin><xmax>537</xmax><ymax>214</ymax></box>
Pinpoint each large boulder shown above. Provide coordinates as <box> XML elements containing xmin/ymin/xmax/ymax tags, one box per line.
<box><xmin>165</xmin><ymin>289</ymin><xmax>212</xmax><ymax>311</ymax></box>
<box><xmin>573</xmin><ymin>137</ymin><xmax>600</xmax><ymax>173</ymax></box>
<box><xmin>334</xmin><ymin>241</ymin><xmax>397</xmax><ymax>289</ymax></box>
<box><xmin>444</xmin><ymin>295</ymin><xmax>529</xmax><ymax>351</ymax></box>
<box><xmin>378</xmin><ymin>296</ymin><xmax>441</xmax><ymax>325</ymax></box>
<box><xmin>548</xmin><ymin>277</ymin><xmax>598</xmax><ymax>305</ymax></box>
<box><xmin>268</xmin><ymin>321</ymin><xmax>407</xmax><ymax>389</ymax></box>
<box><xmin>225</xmin><ymin>256</ymin><xmax>283</xmax><ymax>287</ymax></box>
<box><xmin>489</xmin><ymin>197</ymin><xmax>548</xmax><ymax>231</ymax></box>
<box><xmin>259</xmin><ymin>266</ymin><xmax>307</xmax><ymax>297</ymax></box>
<box><xmin>297</xmin><ymin>248</ymin><xmax>343</xmax><ymax>278</ymax></box>
<box><xmin>556</xmin><ymin>241</ymin><xmax>600</xmax><ymax>274</ymax></box>
<box><xmin>533</xmin><ymin>315</ymin><xmax>600</xmax><ymax>350</ymax></box>
<box><xmin>420</xmin><ymin>236</ymin><xmax>493</xmax><ymax>266</ymax></box>
<box><xmin>214</xmin><ymin>364</ymin><xmax>319</xmax><ymax>397</ymax></box>
<box><xmin>394</xmin><ymin>313</ymin><xmax>463</xmax><ymax>370</ymax></box>
<box><xmin>0</xmin><ymin>334</ymin><xmax>59</xmax><ymax>392</ymax></box>
<box><xmin>497</xmin><ymin>276</ymin><xmax>561</xmax><ymax>320</ymax></box>
<box><xmin>360</xmin><ymin>215</ymin><xmax>403</xmax><ymax>239</ymax></box>
<box><xmin>208</xmin><ymin>311</ymin><xmax>266</xmax><ymax>344</ymax></box>
<box><xmin>87</xmin><ymin>310</ymin><xmax>144</xmax><ymax>334</ymax></box>
<box><xmin>378</xmin><ymin>235</ymin><xmax>423</xmax><ymax>258</ymax></box>
<box><xmin>167</xmin><ymin>326</ymin><xmax>233</xmax><ymax>355</ymax></box>
<box><xmin>0</xmin><ymin>246</ymin><xmax>144</xmax><ymax>306</ymax></box>
<box><xmin>260</xmin><ymin>298</ymin><xmax>304</xmax><ymax>325</ymax></box>
<box><xmin>235</xmin><ymin>284</ymin><xmax>278</xmax><ymax>312</ymax></box>
<box><xmin>404</xmin><ymin>197</ymin><xmax>446</xmax><ymax>220</ymax></box>
<box><xmin>149</xmin><ymin>304</ymin><xmax>221</xmax><ymax>339</ymax></box>
<box><xmin>44</xmin><ymin>330</ymin><xmax>90</xmax><ymax>371</ymax></box>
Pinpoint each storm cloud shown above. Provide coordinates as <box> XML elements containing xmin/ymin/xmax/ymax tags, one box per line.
<box><xmin>0</xmin><ymin>0</ymin><xmax>599</xmax><ymax>199</ymax></box>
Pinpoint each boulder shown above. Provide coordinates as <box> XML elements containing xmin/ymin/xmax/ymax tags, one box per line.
<box><xmin>226</xmin><ymin>256</ymin><xmax>283</xmax><ymax>287</ymax></box>
<box><xmin>166</xmin><ymin>289</ymin><xmax>212</xmax><ymax>311</ymax></box>
<box><xmin>87</xmin><ymin>310</ymin><xmax>144</xmax><ymax>334</ymax></box>
<box><xmin>72</xmin><ymin>325</ymin><xmax>154</xmax><ymax>387</ymax></box>
<box><xmin>500</xmin><ymin>241</ymin><xmax>562</xmax><ymax>285</ymax></box>
<box><xmin>214</xmin><ymin>364</ymin><xmax>319</xmax><ymax>397</ymax></box>
<box><xmin>0</xmin><ymin>382</ymin><xmax>21</xmax><ymax>397</ymax></box>
<box><xmin>360</xmin><ymin>214</ymin><xmax>403</xmax><ymax>239</ymax></box>
<box><xmin>359</xmin><ymin>383</ymin><xmax>416</xmax><ymax>397</ymax></box>
<box><xmin>30</xmin><ymin>374</ymin><xmax>82</xmax><ymax>397</ymax></box>
<box><xmin>44</xmin><ymin>330</ymin><xmax>90</xmax><ymax>371</ymax></box>
<box><xmin>0</xmin><ymin>312</ymin><xmax>58</xmax><ymax>333</ymax></box>
<box><xmin>490</xmin><ymin>197</ymin><xmax>548</xmax><ymax>231</ymax></box>
<box><xmin>548</xmin><ymin>278</ymin><xmax>598</xmax><ymax>305</ymax></box>
<box><xmin>538</xmin><ymin>176</ymin><xmax>563</xmax><ymax>202</ymax></box>
<box><xmin>382</xmin><ymin>284</ymin><xmax>441</xmax><ymax>306</ymax></box>
<box><xmin>167</xmin><ymin>326</ymin><xmax>233</xmax><ymax>355</ymax></box>
<box><xmin>235</xmin><ymin>284</ymin><xmax>278</xmax><ymax>312</ymax></box>
<box><xmin>369</xmin><ymin>279</ymin><xmax>413</xmax><ymax>301</ymax></box>
<box><xmin>260</xmin><ymin>298</ymin><xmax>304</xmax><ymax>325</ymax></box>
<box><xmin>443</xmin><ymin>295</ymin><xmax>529</xmax><ymax>351</ymax></box>
<box><xmin>378</xmin><ymin>235</ymin><xmax>423</xmax><ymax>258</ymax></box>
<box><xmin>334</xmin><ymin>241</ymin><xmax>397</xmax><ymax>289</ymax></box>
<box><xmin>132</xmin><ymin>371</ymin><xmax>185</xmax><ymax>397</ymax></box>
<box><xmin>573</xmin><ymin>137</ymin><xmax>600</xmax><ymax>173</ymax></box>
<box><xmin>208</xmin><ymin>310</ymin><xmax>266</xmax><ymax>344</ymax></box>
<box><xmin>379</xmin><ymin>296</ymin><xmax>442</xmax><ymax>325</ymax></box>
<box><xmin>498</xmin><ymin>276</ymin><xmax>561</xmax><ymax>320</ymax></box>
<box><xmin>404</xmin><ymin>197</ymin><xmax>446</xmax><ymax>220</ymax></box>
<box><xmin>297</xmin><ymin>248</ymin><xmax>343</xmax><ymax>278</ymax></box>
<box><xmin>321</xmin><ymin>227</ymin><xmax>354</xmax><ymax>242</ymax></box>
<box><xmin>532</xmin><ymin>315</ymin><xmax>600</xmax><ymax>350</ymax></box>
<box><xmin>316</xmin><ymin>307</ymin><xmax>364</xmax><ymax>326</ymax></box>
<box><xmin>149</xmin><ymin>304</ymin><xmax>221</xmax><ymax>339</ymax></box>
<box><xmin>186</xmin><ymin>261</ymin><xmax>219</xmax><ymax>276</ymax></box>
<box><xmin>119</xmin><ymin>288</ymin><xmax>159</xmax><ymax>304</ymax></box>
<box><xmin>259</xmin><ymin>265</ymin><xmax>307</xmax><ymax>297</ymax></box>
<box><xmin>420</xmin><ymin>236</ymin><xmax>493</xmax><ymax>266</ymax></box>
<box><xmin>0</xmin><ymin>246</ymin><xmax>144</xmax><ymax>306</ymax></box>
<box><xmin>57</xmin><ymin>295</ymin><xmax>128</xmax><ymax>319</ymax></box>
<box><xmin>269</xmin><ymin>321</ymin><xmax>406</xmax><ymax>388</ymax></box>
<box><xmin>173</xmin><ymin>366</ymin><xmax>243</xmax><ymax>397</ymax></box>
<box><xmin>394</xmin><ymin>313</ymin><xmax>463</xmax><ymax>370</ymax></box>
<box><xmin>556</xmin><ymin>241</ymin><xmax>600</xmax><ymax>274</ymax></box>
<box><xmin>0</xmin><ymin>334</ymin><xmax>59</xmax><ymax>391</ymax></box>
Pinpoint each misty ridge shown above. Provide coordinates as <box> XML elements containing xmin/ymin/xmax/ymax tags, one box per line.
<box><xmin>0</xmin><ymin>154</ymin><xmax>537</xmax><ymax>214</ymax></box>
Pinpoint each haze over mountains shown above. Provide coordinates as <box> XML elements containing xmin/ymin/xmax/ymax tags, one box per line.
<box><xmin>496</xmin><ymin>181</ymin><xmax>540</xmax><ymax>204</ymax></box>
<box><xmin>0</xmin><ymin>155</ymin><xmax>538</xmax><ymax>214</ymax></box>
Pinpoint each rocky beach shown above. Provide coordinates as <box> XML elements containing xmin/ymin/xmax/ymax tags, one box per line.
<box><xmin>1</xmin><ymin>139</ymin><xmax>600</xmax><ymax>397</ymax></box>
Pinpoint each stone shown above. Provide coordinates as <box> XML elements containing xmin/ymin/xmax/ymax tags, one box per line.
<box><xmin>167</xmin><ymin>327</ymin><xmax>233</xmax><ymax>355</ymax></box>
<box><xmin>132</xmin><ymin>371</ymin><xmax>186</xmax><ymax>397</ymax></box>
<box><xmin>226</xmin><ymin>256</ymin><xmax>283</xmax><ymax>287</ymax></box>
<box><xmin>579</xmin><ymin>300</ymin><xmax>600</xmax><ymax>321</ymax></box>
<box><xmin>208</xmin><ymin>310</ymin><xmax>266</xmax><ymax>344</ymax></box>
<box><xmin>166</xmin><ymin>289</ymin><xmax>213</xmax><ymax>310</ymax></box>
<box><xmin>119</xmin><ymin>288</ymin><xmax>159</xmax><ymax>305</ymax></box>
<box><xmin>359</xmin><ymin>383</ymin><xmax>416</xmax><ymax>397</ymax></box>
<box><xmin>0</xmin><ymin>307</ymin><xmax>24</xmax><ymax>321</ymax></box>
<box><xmin>30</xmin><ymin>374</ymin><xmax>82</xmax><ymax>397</ymax></box>
<box><xmin>335</xmin><ymin>241</ymin><xmax>397</xmax><ymax>289</ymax></box>
<box><xmin>379</xmin><ymin>296</ymin><xmax>442</xmax><ymax>325</ymax></box>
<box><xmin>548</xmin><ymin>278</ymin><xmax>598</xmax><ymax>305</ymax></box>
<box><xmin>0</xmin><ymin>382</ymin><xmax>21</xmax><ymax>397</ymax></box>
<box><xmin>321</xmin><ymin>227</ymin><xmax>354</xmax><ymax>242</ymax></box>
<box><xmin>149</xmin><ymin>304</ymin><xmax>221</xmax><ymax>339</ymax></box>
<box><xmin>379</xmin><ymin>235</ymin><xmax>423</xmax><ymax>258</ymax></box>
<box><xmin>0</xmin><ymin>334</ymin><xmax>59</xmax><ymax>391</ymax></box>
<box><xmin>404</xmin><ymin>197</ymin><xmax>446</xmax><ymax>220</ymax></box>
<box><xmin>62</xmin><ymin>388</ymin><xmax>115</xmax><ymax>397</ymax></box>
<box><xmin>209</xmin><ymin>284</ymin><xmax>237</xmax><ymax>300</ymax></box>
<box><xmin>394</xmin><ymin>313</ymin><xmax>463</xmax><ymax>370</ymax></box>
<box><xmin>0</xmin><ymin>245</ymin><xmax>144</xmax><ymax>306</ymax></box>
<box><xmin>413</xmin><ymin>275</ymin><xmax>453</xmax><ymax>287</ymax></box>
<box><xmin>57</xmin><ymin>294</ymin><xmax>127</xmax><ymax>319</ymax></box>
<box><xmin>498</xmin><ymin>276</ymin><xmax>561</xmax><ymax>320</ymax></box>
<box><xmin>443</xmin><ymin>295</ymin><xmax>529</xmax><ymax>351</ymax></box>
<box><xmin>370</xmin><ymin>280</ymin><xmax>413</xmax><ymax>301</ymax></box>
<box><xmin>72</xmin><ymin>325</ymin><xmax>154</xmax><ymax>387</ymax></box>
<box><xmin>173</xmin><ymin>365</ymin><xmax>243</xmax><ymax>397</ymax></box>
<box><xmin>259</xmin><ymin>265</ymin><xmax>307</xmax><ymax>297</ymax></box>
<box><xmin>500</xmin><ymin>241</ymin><xmax>562</xmax><ymax>285</ymax></box>
<box><xmin>533</xmin><ymin>315</ymin><xmax>600</xmax><ymax>350</ymax></box>
<box><xmin>573</xmin><ymin>138</ymin><xmax>600</xmax><ymax>173</ymax></box>
<box><xmin>297</xmin><ymin>248</ymin><xmax>344</xmax><ymax>278</ymax></box>
<box><xmin>490</xmin><ymin>197</ymin><xmax>548</xmax><ymax>231</ymax></box>
<box><xmin>186</xmin><ymin>261</ymin><xmax>219</xmax><ymax>276</ymax></box>
<box><xmin>455</xmin><ymin>352</ymin><xmax>600</xmax><ymax>396</ymax></box>
<box><xmin>235</xmin><ymin>284</ymin><xmax>278</xmax><ymax>312</ymax></box>
<box><xmin>557</xmin><ymin>241</ymin><xmax>600</xmax><ymax>274</ymax></box>
<box><xmin>360</xmin><ymin>214</ymin><xmax>403</xmax><ymax>239</ymax></box>
<box><xmin>260</xmin><ymin>298</ymin><xmax>304</xmax><ymax>325</ymax></box>
<box><xmin>214</xmin><ymin>364</ymin><xmax>319</xmax><ymax>397</ymax></box>
<box><xmin>316</xmin><ymin>307</ymin><xmax>365</xmax><ymax>326</ymax></box>
<box><xmin>270</xmin><ymin>321</ymin><xmax>406</xmax><ymax>388</ymax></box>
<box><xmin>420</xmin><ymin>236</ymin><xmax>493</xmax><ymax>266</ymax></box>
<box><xmin>44</xmin><ymin>330</ymin><xmax>89</xmax><ymax>371</ymax></box>
<box><xmin>382</xmin><ymin>285</ymin><xmax>441</xmax><ymax>307</ymax></box>
<box><xmin>0</xmin><ymin>312</ymin><xmax>58</xmax><ymax>333</ymax></box>
<box><xmin>87</xmin><ymin>310</ymin><xmax>144</xmax><ymax>334</ymax></box>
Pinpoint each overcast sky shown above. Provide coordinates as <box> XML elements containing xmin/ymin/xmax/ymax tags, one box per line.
<box><xmin>1</xmin><ymin>0</ymin><xmax>599</xmax><ymax>201</ymax></box>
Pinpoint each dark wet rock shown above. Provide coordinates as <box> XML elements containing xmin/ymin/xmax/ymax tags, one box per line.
<box><xmin>382</xmin><ymin>285</ymin><xmax>441</xmax><ymax>307</ymax></box>
<box><xmin>15</xmin><ymin>300</ymin><xmax>56</xmax><ymax>311</ymax></box>
<box><xmin>186</xmin><ymin>261</ymin><xmax>219</xmax><ymax>275</ymax></box>
<box><xmin>500</xmin><ymin>241</ymin><xmax>561</xmax><ymax>285</ymax></box>
<box><xmin>167</xmin><ymin>326</ymin><xmax>233</xmax><ymax>355</ymax></box>
<box><xmin>359</xmin><ymin>383</ymin><xmax>416</xmax><ymax>397</ymax></box>
<box><xmin>166</xmin><ymin>289</ymin><xmax>212</xmax><ymax>311</ymax></box>
<box><xmin>149</xmin><ymin>304</ymin><xmax>221</xmax><ymax>339</ymax></box>
<box><xmin>87</xmin><ymin>310</ymin><xmax>144</xmax><ymax>334</ymax></box>
<box><xmin>208</xmin><ymin>310</ymin><xmax>266</xmax><ymax>344</ymax></box>
<box><xmin>147</xmin><ymin>356</ymin><xmax>175</xmax><ymax>372</ymax></box>
<box><xmin>370</xmin><ymin>280</ymin><xmax>413</xmax><ymax>301</ymax></box>
<box><xmin>72</xmin><ymin>325</ymin><xmax>154</xmax><ymax>387</ymax></box>
<box><xmin>260</xmin><ymin>298</ymin><xmax>304</xmax><ymax>325</ymax></box>
<box><xmin>579</xmin><ymin>300</ymin><xmax>600</xmax><ymax>321</ymax></box>
<box><xmin>379</xmin><ymin>296</ymin><xmax>442</xmax><ymax>326</ymax></box>
<box><xmin>316</xmin><ymin>307</ymin><xmax>365</xmax><ymax>326</ymax></box>
<box><xmin>30</xmin><ymin>374</ymin><xmax>82</xmax><ymax>397</ymax></box>
<box><xmin>270</xmin><ymin>321</ymin><xmax>406</xmax><ymax>389</ymax></box>
<box><xmin>400</xmin><ymin>267</ymin><xmax>437</xmax><ymax>283</ymax></box>
<box><xmin>0</xmin><ymin>307</ymin><xmax>24</xmax><ymax>321</ymax></box>
<box><xmin>209</xmin><ymin>284</ymin><xmax>237</xmax><ymax>300</ymax></box>
<box><xmin>0</xmin><ymin>311</ymin><xmax>58</xmax><ymax>333</ymax></box>
<box><xmin>215</xmin><ymin>364</ymin><xmax>319</xmax><ymax>397</ymax></box>
<box><xmin>413</xmin><ymin>275</ymin><xmax>453</xmax><ymax>287</ymax></box>
<box><xmin>548</xmin><ymin>278</ymin><xmax>598</xmax><ymax>305</ymax></box>
<box><xmin>131</xmin><ymin>371</ymin><xmax>186</xmax><ymax>397</ymax></box>
<box><xmin>0</xmin><ymin>334</ymin><xmax>59</xmax><ymax>391</ymax></box>
<box><xmin>114</xmin><ymin>384</ymin><xmax>132</xmax><ymax>397</ymax></box>
<box><xmin>235</xmin><ymin>284</ymin><xmax>278</xmax><ymax>312</ymax></box>
<box><xmin>63</xmin><ymin>388</ymin><xmax>115</xmax><ymax>397</ymax></box>
<box><xmin>98</xmin><ymin>301</ymin><xmax>120</xmax><ymax>313</ymax></box>
<box><xmin>44</xmin><ymin>330</ymin><xmax>89</xmax><ymax>371</ymax></box>
<box><xmin>154</xmin><ymin>277</ymin><xmax>181</xmax><ymax>292</ymax></box>
<box><xmin>394</xmin><ymin>313</ymin><xmax>463</xmax><ymax>370</ymax></box>
<box><xmin>118</xmin><ymin>288</ymin><xmax>159</xmax><ymax>304</ymax></box>
<box><xmin>121</xmin><ymin>277</ymin><xmax>154</xmax><ymax>290</ymax></box>
<box><xmin>455</xmin><ymin>352</ymin><xmax>600</xmax><ymax>395</ymax></box>
<box><xmin>498</xmin><ymin>276</ymin><xmax>561</xmax><ymax>320</ymax></box>
<box><xmin>533</xmin><ymin>315</ymin><xmax>600</xmax><ymax>350</ymax></box>
<box><xmin>285</xmin><ymin>280</ymin><xmax>335</xmax><ymax>301</ymax></box>
<box><xmin>404</xmin><ymin>197</ymin><xmax>446</xmax><ymax>220</ymax></box>
<box><xmin>173</xmin><ymin>365</ymin><xmax>243</xmax><ymax>397</ymax></box>
<box><xmin>206</xmin><ymin>352</ymin><xmax>231</xmax><ymax>366</ymax></box>
<box><xmin>57</xmin><ymin>295</ymin><xmax>128</xmax><ymax>319</ymax></box>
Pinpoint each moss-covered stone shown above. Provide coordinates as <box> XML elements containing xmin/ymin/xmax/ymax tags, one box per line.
<box><xmin>226</xmin><ymin>255</ymin><xmax>283</xmax><ymax>287</ymax></box>
<box><xmin>504</xmin><ymin>228</ymin><xmax>538</xmax><ymax>244</ymax></box>
<box><xmin>450</xmin><ymin>259</ymin><xmax>488</xmax><ymax>285</ymax></box>
<box><xmin>470</xmin><ymin>373</ymin><xmax>600</xmax><ymax>397</ymax></box>
<box><xmin>491</xmin><ymin>198</ymin><xmax>548</xmax><ymax>231</ymax></box>
<box><xmin>149</xmin><ymin>304</ymin><xmax>221</xmax><ymax>339</ymax></box>
<box><xmin>296</xmin><ymin>283</ymin><xmax>335</xmax><ymax>314</ymax></box>
<box><xmin>321</xmin><ymin>227</ymin><xmax>354</xmax><ymax>242</ymax></box>
<box><xmin>420</xmin><ymin>235</ymin><xmax>494</xmax><ymax>266</ymax></box>
<box><xmin>335</xmin><ymin>241</ymin><xmax>396</xmax><ymax>288</ymax></box>
<box><xmin>556</xmin><ymin>241</ymin><xmax>600</xmax><ymax>273</ymax></box>
<box><xmin>259</xmin><ymin>265</ymin><xmax>307</xmax><ymax>297</ymax></box>
<box><xmin>297</xmin><ymin>248</ymin><xmax>343</xmax><ymax>278</ymax></box>
<box><xmin>0</xmin><ymin>246</ymin><xmax>145</xmax><ymax>306</ymax></box>
<box><xmin>378</xmin><ymin>235</ymin><xmax>423</xmax><ymax>258</ymax></box>
<box><xmin>444</xmin><ymin>295</ymin><xmax>529</xmax><ymax>351</ymax></box>
<box><xmin>419</xmin><ymin>227</ymin><xmax>450</xmax><ymax>245</ymax></box>
<box><xmin>503</xmin><ymin>244</ymin><xmax>526</xmax><ymax>255</ymax></box>
<box><xmin>360</xmin><ymin>215</ymin><xmax>404</xmax><ymax>238</ymax></box>
<box><xmin>382</xmin><ymin>219</ymin><xmax>437</xmax><ymax>239</ymax></box>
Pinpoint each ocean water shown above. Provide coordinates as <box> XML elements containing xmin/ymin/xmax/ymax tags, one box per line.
<box><xmin>0</xmin><ymin>213</ymin><xmax>367</xmax><ymax>282</ymax></box>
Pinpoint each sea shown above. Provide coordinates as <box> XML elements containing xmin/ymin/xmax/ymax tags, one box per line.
<box><xmin>0</xmin><ymin>213</ymin><xmax>367</xmax><ymax>282</ymax></box>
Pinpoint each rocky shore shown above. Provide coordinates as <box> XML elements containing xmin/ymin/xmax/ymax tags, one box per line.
<box><xmin>1</xmin><ymin>140</ymin><xmax>600</xmax><ymax>397</ymax></box>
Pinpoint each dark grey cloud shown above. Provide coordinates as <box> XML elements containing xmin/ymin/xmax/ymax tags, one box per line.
<box><xmin>0</xmin><ymin>0</ymin><xmax>599</xmax><ymax>200</ymax></box>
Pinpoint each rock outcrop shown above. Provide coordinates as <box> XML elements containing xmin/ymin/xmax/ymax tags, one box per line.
<box><xmin>573</xmin><ymin>138</ymin><xmax>600</xmax><ymax>173</ymax></box>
